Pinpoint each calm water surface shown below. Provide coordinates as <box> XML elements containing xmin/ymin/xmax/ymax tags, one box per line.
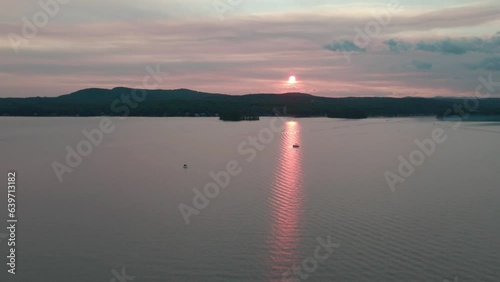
<box><xmin>0</xmin><ymin>117</ymin><xmax>499</xmax><ymax>281</ymax></box>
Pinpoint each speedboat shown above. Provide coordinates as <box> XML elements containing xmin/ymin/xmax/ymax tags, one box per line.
<box><xmin>293</xmin><ymin>144</ymin><xmax>300</xmax><ymax>148</ymax></box>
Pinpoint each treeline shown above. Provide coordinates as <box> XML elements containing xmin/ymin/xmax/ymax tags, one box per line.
<box><xmin>1</xmin><ymin>87</ymin><xmax>500</xmax><ymax>120</ymax></box>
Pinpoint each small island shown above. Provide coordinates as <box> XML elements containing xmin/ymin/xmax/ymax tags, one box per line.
<box><xmin>219</xmin><ymin>112</ymin><xmax>260</xmax><ymax>121</ymax></box>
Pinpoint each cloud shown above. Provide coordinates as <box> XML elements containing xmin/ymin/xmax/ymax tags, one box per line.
<box><xmin>416</xmin><ymin>39</ymin><xmax>469</xmax><ymax>55</ymax></box>
<box><xmin>382</xmin><ymin>34</ymin><xmax>500</xmax><ymax>55</ymax></box>
<box><xmin>385</xmin><ymin>39</ymin><xmax>412</xmax><ymax>53</ymax></box>
<box><xmin>466</xmin><ymin>57</ymin><xmax>500</xmax><ymax>71</ymax></box>
<box><xmin>324</xmin><ymin>41</ymin><xmax>365</xmax><ymax>53</ymax></box>
<box><xmin>412</xmin><ymin>59</ymin><xmax>433</xmax><ymax>70</ymax></box>
<box><xmin>428</xmin><ymin>35</ymin><xmax>500</xmax><ymax>55</ymax></box>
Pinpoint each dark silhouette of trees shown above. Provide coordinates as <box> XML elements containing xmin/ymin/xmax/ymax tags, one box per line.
<box><xmin>2</xmin><ymin>88</ymin><xmax>500</xmax><ymax>121</ymax></box>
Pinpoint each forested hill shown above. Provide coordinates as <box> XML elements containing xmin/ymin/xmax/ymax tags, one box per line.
<box><xmin>1</xmin><ymin>87</ymin><xmax>500</xmax><ymax>120</ymax></box>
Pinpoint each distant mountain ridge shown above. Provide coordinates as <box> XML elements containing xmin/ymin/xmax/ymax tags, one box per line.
<box><xmin>56</xmin><ymin>87</ymin><xmax>228</xmax><ymax>101</ymax></box>
<box><xmin>1</xmin><ymin>87</ymin><xmax>500</xmax><ymax>120</ymax></box>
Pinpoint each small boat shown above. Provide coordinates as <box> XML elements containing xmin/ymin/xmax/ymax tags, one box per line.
<box><xmin>293</xmin><ymin>144</ymin><xmax>300</xmax><ymax>148</ymax></box>
<box><xmin>183</xmin><ymin>164</ymin><xmax>188</xmax><ymax>169</ymax></box>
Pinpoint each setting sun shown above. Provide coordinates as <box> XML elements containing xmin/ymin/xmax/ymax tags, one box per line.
<box><xmin>288</xmin><ymin>76</ymin><xmax>296</xmax><ymax>84</ymax></box>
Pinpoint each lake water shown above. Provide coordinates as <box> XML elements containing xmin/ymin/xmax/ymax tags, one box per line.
<box><xmin>0</xmin><ymin>117</ymin><xmax>499</xmax><ymax>282</ymax></box>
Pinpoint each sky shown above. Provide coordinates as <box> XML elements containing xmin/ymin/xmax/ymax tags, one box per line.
<box><xmin>0</xmin><ymin>0</ymin><xmax>499</xmax><ymax>98</ymax></box>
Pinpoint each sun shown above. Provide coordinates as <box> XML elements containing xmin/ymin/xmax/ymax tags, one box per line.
<box><xmin>288</xmin><ymin>75</ymin><xmax>296</xmax><ymax>84</ymax></box>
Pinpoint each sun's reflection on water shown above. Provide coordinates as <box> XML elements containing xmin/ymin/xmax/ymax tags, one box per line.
<box><xmin>266</xmin><ymin>121</ymin><xmax>304</xmax><ymax>281</ymax></box>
